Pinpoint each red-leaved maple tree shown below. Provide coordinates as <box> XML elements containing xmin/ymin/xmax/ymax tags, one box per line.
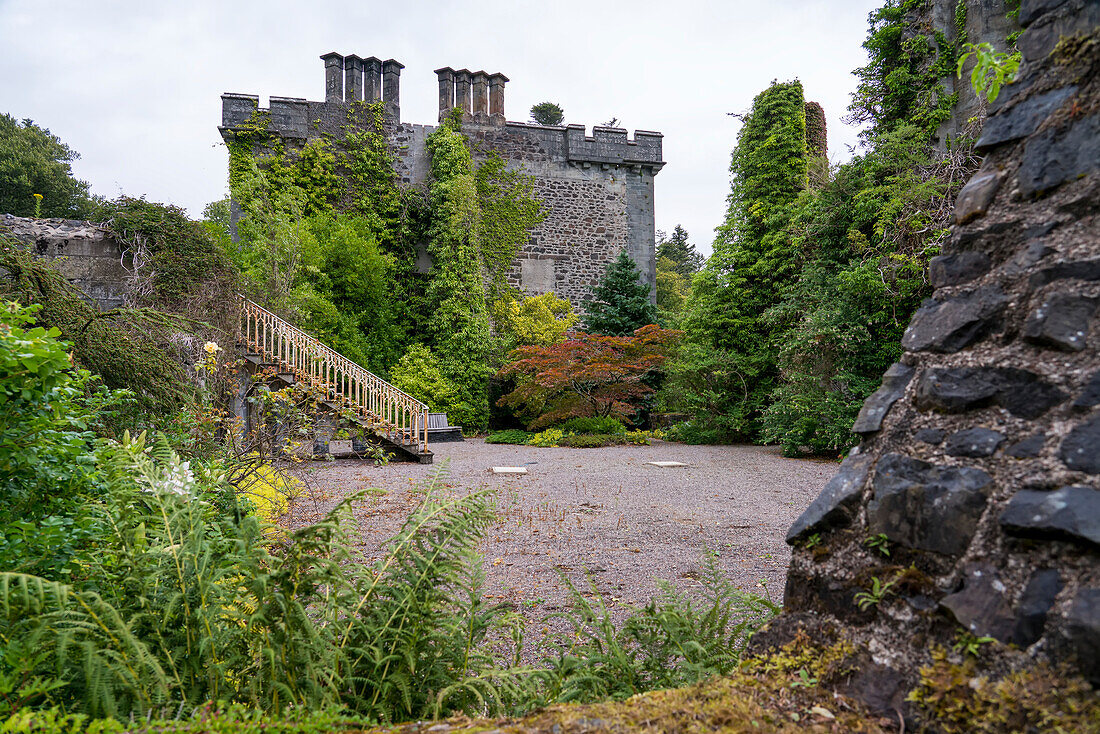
<box><xmin>497</xmin><ymin>324</ymin><xmax>681</xmax><ymax>429</ymax></box>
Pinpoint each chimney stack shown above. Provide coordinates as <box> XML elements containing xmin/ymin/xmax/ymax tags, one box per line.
<box><xmin>435</xmin><ymin>67</ymin><xmax>456</xmax><ymax>117</ymax></box>
<box><xmin>382</xmin><ymin>59</ymin><xmax>404</xmax><ymax>119</ymax></box>
<box><xmin>321</xmin><ymin>52</ymin><xmax>343</xmax><ymax>102</ymax></box>
<box><xmin>454</xmin><ymin>70</ymin><xmax>472</xmax><ymax>115</ymax></box>
<box><xmin>489</xmin><ymin>73</ymin><xmax>508</xmax><ymax>123</ymax></box>
<box><xmin>471</xmin><ymin>71</ymin><xmax>489</xmax><ymax>119</ymax></box>
<box><xmin>344</xmin><ymin>55</ymin><xmax>364</xmax><ymax>102</ymax></box>
<box><xmin>364</xmin><ymin>57</ymin><xmax>382</xmax><ymax>102</ymax></box>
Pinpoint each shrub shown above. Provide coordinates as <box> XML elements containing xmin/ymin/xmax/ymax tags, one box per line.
<box><xmin>528</xmin><ymin>428</ymin><xmax>565</xmax><ymax>447</ymax></box>
<box><xmin>389</xmin><ymin>343</ymin><xmax>459</xmax><ymax>414</ymax></box>
<box><xmin>558</xmin><ymin>416</ymin><xmax>626</xmax><ymax>435</ymax></box>
<box><xmin>484</xmin><ymin>429</ymin><xmax>533</xmax><ymax>445</ymax></box>
<box><xmin>233</xmin><ymin>458</ymin><xmax>304</xmax><ymax>522</ymax></box>
<box><xmin>558</xmin><ymin>434</ymin><xmax>611</xmax><ymax>448</ymax></box>
<box><xmin>498</xmin><ymin>325</ymin><xmax>680</xmax><ymax>430</ymax></box>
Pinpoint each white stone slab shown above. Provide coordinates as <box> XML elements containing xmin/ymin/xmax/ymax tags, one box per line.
<box><xmin>491</xmin><ymin>466</ymin><xmax>529</xmax><ymax>474</ymax></box>
<box><xmin>646</xmin><ymin>461</ymin><xmax>687</xmax><ymax>468</ymax></box>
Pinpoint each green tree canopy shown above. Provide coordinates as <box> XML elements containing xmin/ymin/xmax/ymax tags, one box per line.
<box><xmin>0</xmin><ymin>114</ymin><xmax>93</xmax><ymax>218</ymax></box>
<box><xmin>656</xmin><ymin>225</ymin><xmax>704</xmax><ymax>277</ymax></box>
<box><xmin>530</xmin><ymin>102</ymin><xmax>565</xmax><ymax>126</ymax></box>
<box><xmin>582</xmin><ymin>250</ymin><xmax>657</xmax><ymax>336</ymax></box>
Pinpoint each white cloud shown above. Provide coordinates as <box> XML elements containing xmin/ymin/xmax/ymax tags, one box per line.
<box><xmin>0</xmin><ymin>0</ymin><xmax>881</xmax><ymax>254</ymax></box>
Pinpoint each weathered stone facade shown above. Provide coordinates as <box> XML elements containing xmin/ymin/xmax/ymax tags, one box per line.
<box><xmin>219</xmin><ymin>55</ymin><xmax>664</xmax><ymax>312</ymax></box>
<box><xmin>769</xmin><ymin>0</ymin><xmax>1100</xmax><ymax>716</ymax></box>
<box><xmin>1</xmin><ymin>214</ymin><xmax>129</xmax><ymax>310</ymax></box>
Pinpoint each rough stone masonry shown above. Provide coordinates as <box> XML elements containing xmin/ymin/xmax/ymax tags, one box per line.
<box><xmin>770</xmin><ymin>0</ymin><xmax>1100</xmax><ymax>717</ymax></box>
<box><xmin>219</xmin><ymin>58</ymin><xmax>665</xmax><ymax>312</ymax></box>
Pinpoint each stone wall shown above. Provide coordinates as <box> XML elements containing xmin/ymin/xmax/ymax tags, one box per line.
<box><xmin>772</xmin><ymin>0</ymin><xmax>1100</xmax><ymax>715</ymax></box>
<box><xmin>0</xmin><ymin>214</ymin><xmax>129</xmax><ymax>310</ymax></box>
<box><xmin>219</xmin><ymin>60</ymin><xmax>664</xmax><ymax>314</ymax></box>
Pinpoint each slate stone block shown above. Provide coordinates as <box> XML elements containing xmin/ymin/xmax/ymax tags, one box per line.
<box><xmin>996</xmin><ymin>370</ymin><xmax>1070</xmax><ymax>419</ymax></box>
<box><xmin>975</xmin><ymin>86</ymin><xmax>1077</xmax><ymax>152</ymax></box>
<box><xmin>1018</xmin><ymin>3</ymin><xmax>1100</xmax><ymax>61</ymax></box>
<box><xmin>867</xmin><ymin>453</ymin><xmax>992</xmax><ymax>555</ymax></box>
<box><xmin>944</xmin><ymin>427</ymin><xmax>1006</xmax><ymax>457</ymax></box>
<box><xmin>852</xmin><ymin>363</ymin><xmax>915</xmax><ymax>435</ymax></box>
<box><xmin>1019</xmin><ymin>0</ymin><xmax>1069</xmax><ymax>27</ymax></box>
<box><xmin>1061</xmin><ymin>587</ymin><xmax>1100</xmax><ymax>685</ymax></box>
<box><xmin>1012</xmin><ymin>568</ymin><xmax>1062</xmax><ymax>647</ymax></box>
<box><xmin>1029</xmin><ymin>258</ymin><xmax>1100</xmax><ymax>289</ymax></box>
<box><xmin>915</xmin><ymin>366</ymin><xmax>1067</xmax><ymax>418</ymax></box>
<box><xmin>1000</xmin><ymin>485</ymin><xmax>1100</xmax><ymax>546</ymax></box>
<box><xmin>1072</xmin><ymin>371</ymin><xmax>1100</xmax><ymax>411</ymax></box>
<box><xmin>940</xmin><ymin>565</ymin><xmax>1015</xmax><ymax>641</ymax></box>
<box><xmin>954</xmin><ymin>171</ymin><xmax>1002</xmax><ymax>222</ymax></box>
<box><xmin>915</xmin><ymin>367</ymin><xmax>1002</xmax><ymax>413</ymax></box>
<box><xmin>1006</xmin><ymin>433</ymin><xmax>1046</xmax><ymax>458</ymax></box>
<box><xmin>1060</xmin><ymin>413</ymin><xmax>1100</xmax><ymax>474</ymax></box>
<box><xmin>1024</xmin><ymin>293</ymin><xmax>1098</xmax><ymax>351</ymax></box>
<box><xmin>929</xmin><ymin>251</ymin><xmax>991</xmax><ymax>288</ymax></box>
<box><xmin>915</xmin><ymin>428</ymin><xmax>947</xmax><ymax>445</ymax></box>
<box><xmin>786</xmin><ymin>452</ymin><xmax>874</xmax><ymax>544</ymax></box>
<box><xmin>901</xmin><ymin>286</ymin><xmax>1007</xmax><ymax>353</ymax></box>
<box><xmin>1019</xmin><ymin>113</ymin><xmax>1100</xmax><ymax>198</ymax></box>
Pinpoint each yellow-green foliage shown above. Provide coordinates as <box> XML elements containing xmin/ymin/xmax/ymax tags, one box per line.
<box><xmin>388</xmin><ymin>344</ymin><xmax>458</xmax><ymax>414</ymax></box>
<box><xmin>656</xmin><ymin>255</ymin><xmax>690</xmax><ymax>315</ymax></box>
<box><xmin>492</xmin><ymin>293</ymin><xmax>578</xmax><ymax>350</ymax></box>
<box><xmin>235</xmin><ymin>461</ymin><xmax>302</xmax><ymax>522</ymax></box>
<box><xmin>908</xmin><ymin>648</ymin><xmax>1100</xmax><ymax>733</ymax></box>
<box><xmin>527</xmin><ymin>428</ymin><xmax>565</xmax><ymax>447</ymax></box>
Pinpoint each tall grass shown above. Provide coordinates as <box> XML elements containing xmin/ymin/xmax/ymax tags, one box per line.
<box><xmin>0</xmin><ymin>434</ymin><xmax>777</xmax><ymax>724</ymax></box>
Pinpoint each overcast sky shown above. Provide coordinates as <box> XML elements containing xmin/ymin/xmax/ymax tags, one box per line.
<box><xmin>1</xmin><ymin>0</ymin><xmax>882</xmax><ymax>256</ymax></box>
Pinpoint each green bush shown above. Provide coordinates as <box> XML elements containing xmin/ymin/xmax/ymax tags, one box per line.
<box><xmin>528</xmin><ymin>427</ymin><xmax>565</xmax><ymax>447</ymax></box>
<box><xmin>559</xmin><ymin>434</ymin><xmax>612</xmax><ymax>448</ymax></box>
<box><xmin>558</xmin><ymin>416</ymin><xmax>627</xmax><ymax>435</ymax></box>
<box><xmin>484</xmin><ymin>429</ymin><xmax>533</xmax><ymax>445</ymax></box>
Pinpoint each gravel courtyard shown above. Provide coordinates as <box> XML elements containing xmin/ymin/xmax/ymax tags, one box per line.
<box><xmin>287</xmin><ymin>439</ymin><xmax>835</xmax><ymax>638</ymax></box>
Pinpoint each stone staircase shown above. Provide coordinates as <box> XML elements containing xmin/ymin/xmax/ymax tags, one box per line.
<box><xmin>238</xmin><ymin>296</ymin><xmax>432</xmax><ymax>463</ymax></box>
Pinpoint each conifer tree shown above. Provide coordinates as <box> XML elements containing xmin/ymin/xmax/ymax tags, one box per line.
<box><xmin>582</xmin><ymin>250</ymin><xmax>657</xmax><ymax>336</ymax></box>
<box><xmin>656</xmin><ymin>225</ymin><xmax>703</xmax><ymax>277</ymax></box>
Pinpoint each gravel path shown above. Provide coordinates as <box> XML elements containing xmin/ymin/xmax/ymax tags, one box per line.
<box><xmin>287</xmin><ymin>439</ymin><xmax>834</xmax><ymax>645</ymax></box>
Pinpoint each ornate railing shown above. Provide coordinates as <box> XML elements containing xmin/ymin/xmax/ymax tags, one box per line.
<box><xmin>238</xmin><ymin>296</ymin><xmax>429</xmax><ymax>455</ymax></box>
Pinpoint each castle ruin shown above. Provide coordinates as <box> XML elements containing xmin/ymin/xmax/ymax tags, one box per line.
<box><xmin>219</xmin><ymin>55</ymin><xmax>665</xmax><ymax>310</ymax></box>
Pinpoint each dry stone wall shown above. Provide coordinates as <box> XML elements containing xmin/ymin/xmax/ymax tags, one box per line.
<box><xmin>1</xmin><ymin>214</ymin><xmax>129</xmax><ymax>310</ymax></box>
<box><xmin>770</xmin><ymin>0</ymin><xmax>1100</xmax><ymax>716</ymax></box>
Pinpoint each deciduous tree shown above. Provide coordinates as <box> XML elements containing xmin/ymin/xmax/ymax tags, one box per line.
<box><xmin>497</xmin><ymin>324</ymin><xmax>679</xmax><ymax>429</ymax></box>
<box><xmin>0</xmin><ymin>114</ymin><xmax>93</xmax><ymax>218</ymax></box>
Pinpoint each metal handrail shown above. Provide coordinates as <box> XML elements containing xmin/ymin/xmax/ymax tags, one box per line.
<box><xmin>238</xmin><ymin>295</ymin><xmax>429</xmax><ymax>455</ymax></box>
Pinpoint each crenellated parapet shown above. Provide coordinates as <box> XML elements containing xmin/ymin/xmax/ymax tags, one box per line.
<box><xmin>563</xmin><ymin>124</ymin><xmax>663</xmax><ymax>170</ymax></box>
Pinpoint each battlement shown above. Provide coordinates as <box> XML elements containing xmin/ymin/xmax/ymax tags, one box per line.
<box><xmin>563</xmin><ymin>124</ymin><xmax>663</xmax><ymax>167</ymax></box>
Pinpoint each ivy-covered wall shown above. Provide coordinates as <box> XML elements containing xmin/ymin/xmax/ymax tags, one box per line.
<box><xmin>219</xmin><ymin>65</ymin><xmax>665</xmax><ymax>314</ymax></box>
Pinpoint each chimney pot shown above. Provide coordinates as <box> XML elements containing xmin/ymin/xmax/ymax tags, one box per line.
<box><xmin>471</xmin><ymin>71</ymin><xmax>489</xmax><ymax>119</ymax></box>
<box><xmin>488</xmin><ymin>72</ymin><xmax>508</xmax><ymax>121</ymax></box>
<box><xmin>435</xmin><ymin>67</ymin><xmax>456</xmax><ymax>117</ymax></box>
<box><xmin>344</xmin><ymin>54</ymin><xmax>364</xmax><ymax>102</ymax></box>
<box><xmin>363</xmin><ymin>57</ymin><xmax>382</xmax><ymax>102</ymax></box>
<box><xmin>454</xmin><ymin>69</ymin><xmax>472</xmax><ymax>115</ymax></box>
<box><xmin>382</xmin><ymin>59</ymin><xmax>404</xmax><ymax>120</ymax></box>
<box><xmin>320</xmin><ymin>52</ymin><xmax>344</xmax><ymax>102</ymax></box>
